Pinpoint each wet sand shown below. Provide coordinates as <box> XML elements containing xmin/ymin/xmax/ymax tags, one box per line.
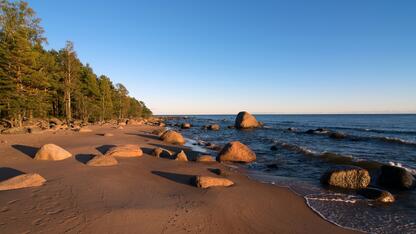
<box><xmin>0</xmin><ymin>125</ymin><xmax>357</xmax><ymax>233</ymax></box>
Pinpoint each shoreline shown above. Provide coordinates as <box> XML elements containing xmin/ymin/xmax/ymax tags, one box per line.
<box><xmin>0</xmin><ymin>124</ymin><xmax>357</xmax><ymax>233</ymax></box>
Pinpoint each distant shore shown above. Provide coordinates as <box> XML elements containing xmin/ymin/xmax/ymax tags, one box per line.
<box><xmin>0</xmin><ymin>124</ymin><xmax>357</xmax><ymax>233</ymax></box>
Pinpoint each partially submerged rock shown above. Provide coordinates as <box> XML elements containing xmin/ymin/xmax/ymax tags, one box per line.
<box><xmin>329</xmin><ymin>132</ymin><xmax>347</xmax><ymax>139</ymax></box>
<box><xmin>196</xmin><ymin>155</ymin><xmax>216</xmax><ymax>162</ymax></box>
<box><xmin>105</xmin><ymin>144</ymin><xmax>143</xmax><ymax>157</ymax></box>
<box><xmin>152</xmin><ymin>147</ymin><xmax>172</xmax><ymax>158</ymax></box>
<box><xmin>358</xmin><ymin>188</ymin><xmax>395</xmax><ymax>203</ymax></box>
<box><xmin>217</xmin><ymin>141</ymin><xmax>256</xmax><ymax>163</ymax></box>
<box><xmin>35</xmin><ymin>144</ymin><xmax>72</xmax><ymax>161</ymax></box>
<box><xmin>87</xmin><ymin>155</ymin><xmax>118</xmax><ymax>167</ymax></box>
<box><xmin>321</xmin><ymin>166</ymin><xmax>371</xmax><ymax>189</ymax></box>
<box><xmin>207</xmin><ymin>124</ymin><xmax>220</xmax><ymax>131</ymax></box>
<box><xmin>194</xmin><ymin>176</ymin><xmax>234</xmax><ymax>188</ymax></box>
<box><xmin>0</xmin><ymin>173</ymin><xmax>46</xmax><ymax>191</ymax></box>
<box><xmin>378</xmin><ymin>165</ymin><xmax>415</xmax><ymax>190</ymax></box>
<box><xmin>181</xmin><ymin>123</ymin><xmax>191</xmax><ymax>129</ymax></box>
<box><xmin>160</xmin><ymin>130</ymin><xmax>186</xmax><ymax>145</ymax></box>
<box><xmin>235</xmin><ymin>111</ymin><xmax>259</xmax><ymax>129</ymax></box>
<box><xmin>175</xmin><ymin>150</ymin><xmax>188</xmax><ymax>161</ymax></box>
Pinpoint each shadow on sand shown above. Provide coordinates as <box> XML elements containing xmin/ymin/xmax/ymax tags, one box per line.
<box><xmin>126</xmin><ymin>133</ymin><xmax>161</xmax><ymax>141</ymax></box>
<box><xmin>151</xmin><ymin>171</ymin><xmax>196</xmax><ymax>187</ymax></box>
<box><xmin>96</xmin><ymin>145</ymin><xmax>116</xmax><ymax>155</ymax></box>
<box><xmin>11</xmin><ymin>144</ymin><xmax>39</xmax><ymax>159</ymax></box>
<box><xmin>75</xmin><ymin>154</ymin><xmax>95</xmax><ymax>164</ymax></box>
<box><xmin>0</xmin><ymin>167</ymin><xmax>25</xmax><ymax>181</ymax></box>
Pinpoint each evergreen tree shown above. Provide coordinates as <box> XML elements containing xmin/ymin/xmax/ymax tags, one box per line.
<box><xmin>0</xmin><ymin>0</ymin><xmax>151</xmax><ymax>126</ymax></box>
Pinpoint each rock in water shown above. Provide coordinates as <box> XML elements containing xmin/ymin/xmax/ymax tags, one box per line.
<box><xmin>194</xmin><ymin>176</ymin><xmax>234</xmax><ymax>188</ymax></box>
<box><xmin>152</xmin><ymin>147</ymin><xmax>172</xmax><ymax>158</ymax></box>
<box><xmin>105</xmin><ymin>144</ymin><xmax>143</xmax><ymax>157</ymax></box>
<box><xmin>208</xmin><ymin>124</ymin><xmax>220</xmax><ymax>131</ymax></box>
<box><xmin>235</xmin><ymin>111</ymin><xmax>259</xmax><ymax>129</ymax></box>
<box><xmin>378</xmin><ymin>165</ymin><xmax>415</xmax><ymax>190</ymax></box>
<box><xmin>181</xmin><ymin>123</ymin><xmax>191</xmax><ymax>129</ymax></box>
<box><xmin>175</xmin><ymin>150</ymin><xmax>188</xmax><ymax>161</ymax></box>
<box><xmin>217</xmin><ymin>141</ymin><xmax>256</xmax><ymax>163</ymax></box>
<box><xmin>321</xmin><ymin>166</ymin><xmax>371</xmax><ymax>189</ymax></box>
<box><xmin>358</xmin><ymin>188</ymin><xmax>395</xmax><ymax>203</ymax></box>
<box><xmin>0</xmin><ymin>173</ymin><xmax>46</xmax><ymax>191</ymax></box>
<box><xmin>87</xmin><ymin>155</ymin><xmax>118</xmax><ymax>167</ymax></box>
<box><xmin>35</xmin><ymin>144</ymin><xmax>72</xmax><ymax>161</ymax></box>
<box><xmin>329</xmin><ymin>132</ymin><xmax>346</xmax><ymax>139</ymax></box>
<box><xmin>160</xmin><ymin>130</ymin><xmax>186</xmax><ymax>145</ymax></box>
<box><xmin>196</xmin><ymin>155</ymin><xmax>216</xmax><ymax>162</ymax></box>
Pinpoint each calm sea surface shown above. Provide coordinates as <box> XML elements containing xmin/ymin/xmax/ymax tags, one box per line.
<box><xmin>165</xmin><ymin>114</ymin><xmax>416</xmax><ymax>233</ymax></box>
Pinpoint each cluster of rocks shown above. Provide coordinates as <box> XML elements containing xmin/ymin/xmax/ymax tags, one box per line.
<box><xmin>320</xmin><ymin>164</ymin><xmax>415</xmax><ymax>203</ymax></box>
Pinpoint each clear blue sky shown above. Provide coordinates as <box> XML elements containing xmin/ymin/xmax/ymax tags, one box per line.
<box><xmin>29</xmin><ymin>0</ymin><xmax>416</xmax><ymax>114</ymax></box>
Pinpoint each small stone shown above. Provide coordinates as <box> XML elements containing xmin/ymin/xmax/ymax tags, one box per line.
<box><xmin>194</xmin><ymin>176</ymin><xmax>234</xmax><ymax>188</ymax></box>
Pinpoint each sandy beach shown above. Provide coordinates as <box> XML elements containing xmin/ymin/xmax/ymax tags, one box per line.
<box><xmin>0</xmin><ymin>124</ymin><xmax>357</xmax><ymax>233</ymax></box>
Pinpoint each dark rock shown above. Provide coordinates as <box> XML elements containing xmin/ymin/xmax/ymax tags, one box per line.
<box><xmin>305</xmin><ymin>129</ymin><xmax>315</xmax><ymax>134</ymax></box>
<box><xmin>357</xmin><ymin>188</ymin><xmax>395</xmax><ymax>203</ymax></box>
<box><xmin>270</xmin><ymin>145</ymin><xmax>278</xmax><ymax>151</ymax></box>
<box><xmin>378</xmin><ymin>165</ymin><xmax>415</xmax><ymax>190</ymax></box>
<box><xmin>266</xmin><ymin>163</ymin><xmax>279</xmax><ymax>170</ymax></box>
<box><xmin>329</xmin><ymin>132</ymin><xmax>346</xmax><ymax>139</ymax></box>
<box><xmin>208</xmin><ymin>168</ymin><xmax>222</xmax><ymax>175</ymax></box>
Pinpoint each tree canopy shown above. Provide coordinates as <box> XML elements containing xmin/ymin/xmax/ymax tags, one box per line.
<box><xmin>0</xmin><ymin>0</ymin><xmax>152</xmax><ymax>126</ymax></box>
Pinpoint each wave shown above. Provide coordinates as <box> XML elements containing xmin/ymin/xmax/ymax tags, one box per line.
<box><xmin>271</xmin><ymin>141</ymin><xmax>383</xmax><ymax>170</ymax></box>
<box><xmin>330</xmin><ymin>126</ymin><xmax>416</xmax><ymax>135</ymax></box>
<box><xmin>388</xmin><ymin>162</ymin><xmax>416</xmax><ymax>175</ymax></box>
<box><xmin>300</xmin><ymin>128</ymin><xmax>416</xmax><ymax>147</ymax></box>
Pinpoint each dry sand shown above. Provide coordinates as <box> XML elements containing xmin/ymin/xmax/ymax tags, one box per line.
<box><xmin>0</xmin><ymin>125</ymin><xmax>357</xmax><ymax>233</ymax></box>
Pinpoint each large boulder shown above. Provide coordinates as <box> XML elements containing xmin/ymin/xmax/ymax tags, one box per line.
<box><xmin>193</xmin><ymin>176</ymin><xmax>234</xmax><ymax>188</ymax></box>
<box><xmin>175</xmin><ymin>150</ymin><xmax>188</xmax><ymax>161</ymax></box>
<box><xmin>378</xmin><ymin>165</ymin><xmax>415</xmax><ymax>190</ymax></box>
<box><xmin>321</xmin><ymin>166</ymin><xmax>371</xmax><ymax>189</ymax></box>
<box><xmin>358</xmin><ymin>188</ymin><xmax>395</xmax><ymax>203</ymax></box>
<box><xmin>152</xmin><ymin>147</ymin><xmax>173</xmax><ymax>158</ymax></box>
<box><xmin>105</xmin><ymin>144</ymin><xmax>143</xmax><ymax>157</ymax></box>
<box><xmin>87</xmin><ymin>155</ymin><xmax>118</xmax><ymax>167</ymax></box>
<box><xmin>0</xmin><ymin>173</ymin><xmax>46</xmax><ymax>191</ymax></box>
<box><xmin>235</xmin><ymin>111</ymin><xmax>259</xmax><ymax>129</ymax></box>
<box><xmin>160</xmin><ymin>130</ymin><xmax>186</xmax><ymax>145</ymax></box>
<box><xmin>217</xmin><ymin>141</ymin><xmax>256</xmax><ymax>163</ymax></box>
<box><xmin>35</xmin><ymin>144</ymin><xmax>72</xmax><ymax>161</ymax></box>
